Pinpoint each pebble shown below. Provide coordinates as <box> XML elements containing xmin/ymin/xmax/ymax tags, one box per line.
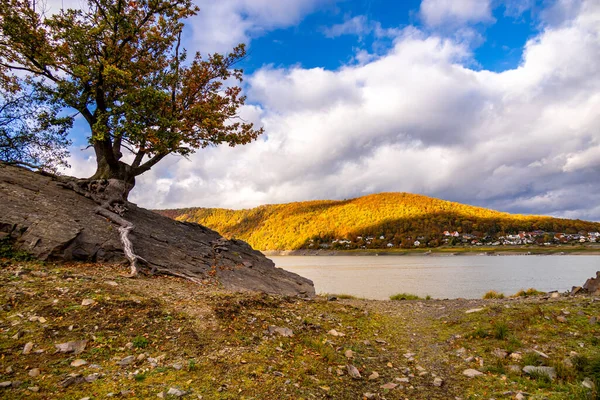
<box><xmin>71</xmin><ymin>359</ymin><xmax>88</xmax><ymax>367</ymax></box>
<box><xmin>590</xmin><ymin>316</ymin><xmax>597</xmax><ymax>325</ymax></box>
<box><xmin>363</xmin><ymin>393</ymin><xmax>377</xmax><ymax>399</ymax></box>
<box><xmin>328</xmin><ymin>329</ymin><xmax>345</xmax><ymax>337</ymax></box>
<box><xmin>433</xmin><ymin>377</ymin><xmax>444</xmax><ymax>387</ymax></box>
<box><xmin>380</xmin><ymin>382</ymin><xmax>398</xmax><ymax>390</ymax></box>
<box><xmin>172</xmin><ymin>363</ymin><xmax>183</xmax><ymax>370</ymax></box>
<box><xmin>344</xmin><ymin>349</ymin><xmax>354</xmax><ymax>358</ymax></box>
<box><xmin>81</xmin><ymin>299</ymin><xmax>95</xmax><ymax>306</ymax></box>
<box><xmin>582</xmin><ymin>378</ymin><xmax>595</xmax><ymax>389</ymax></box>
<box><xmin>515</xmin><ymin>393</ymin><xmax>526</xmax><ymax>400</ymax></box>
<box><xmin>368</xmin><ymin>371</ymin><xmax>379</xmax><ymax>380</ymax></box>
<box><xmin>346</xmin><ymin>364</ymin><xmax>361</xmax><ymax>379</ymax></box>
<box><xmin>267</xmin><ymin>326</ymin><xmax>294</xmax><ymax>337</ymax></box>
<box><xmin>463</xmin><ymin>369</ymin><xmax>484</xmax><ymax>377</ymax></box>
<box><xmin>167</xmin><ymin>388</ymin><xmax>186</xmax><ymax>397</ymax></box>
<box><xmin>0</xmin><ymin>381</ymin><xmax>12</xmax><ymax>388</ymax></box>
<box><xmin>105</xmin><ymin>281</ymin><xmax>119</xmax><ymax>286</ymax></box>
<box><xmin>396</xmin><ymin>377</ymin><xmax>410</xmax><ymax>383</ymax></box>
<box><xmin>23</xmin><ymin>342</ymin><xmax>34</xmax><ymax>354</ymax></box>
<box><xmin>27</xmin><ymin>386</ymin><xmax>39</xmax><ymax>392</ymax></box>
<box><xmin>556</xmin><ymin>316</ymin><xmax>567</xmax><ymax>323</ymax></box>
<box><xmin>492</xmin><ymin>349</ymin><xmax>508</xmax><ymax>359</ymax></box>
<box><xmin>5</xmin><ymin>366</ymin><xmax>12</xmax><ymax>374</ymax></box>
<box><xmin>85</xmin><ymin>373</ymin><xmax>101</xmax><ymax>383</ymax></box>
<box><xmin>55</xmin><ymin>340</ymin><xmax>87</xmax><ymax>354</ymax></box>
<box><xmin>532</xmin><ymin>350</ymin><xmax>549</xmax><ymax>359</ymax></box>
<box><xmin>509</xmin><ymin>352</ymin><xmax>522</xmax><ymax>361</ymax></box>
<box><xmin>465</xmin><ymin>308</ymin><xmax>485</xmax><ymax>314</ymax></box>
<box><xmin>117</xmin><ymin>356</ymin><xmax>136</xmax><ymax>366</ymax></box>
<box><xmin>28</xmin><ymin>368</ymin><xmax>40</xmax><ymax>377</ymax></box>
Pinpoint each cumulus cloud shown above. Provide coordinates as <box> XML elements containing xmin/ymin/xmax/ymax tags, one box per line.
<box><xmin>420</xmin><ymin>0</ymin><xmax>494</xmax><ymax>27</ymax></box>
<box><xmin>63</xmin><ymin>0</ymin><xmax>600</xmax><ymax>221</ymax></box>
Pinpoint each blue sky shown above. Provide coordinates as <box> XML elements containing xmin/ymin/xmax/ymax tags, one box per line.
<box><xmin>59</xmin><ymin>0</ymin><xmax>600</xmax><ymax>221</ymax></box>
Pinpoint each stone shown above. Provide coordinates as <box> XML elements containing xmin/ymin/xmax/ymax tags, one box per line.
<box><xmin>550</xmin><ymin>292</ymin><xmax>561</xmax><ymax>298</ymax></box>
<box><xmin>583</xmin><ymin>272</ymin><xmax>600</xmax><ymax>295</ymax></box>
<box><xmin>55</xmin><ymin>340</ymin><xmax>87</xmax><ymax>354</ymax></box>
<box><xmin>522</xmin><ymin>366</ymin><xmax>556</xmax><ymax>380</ymax></box>
<box><xmin>80</xmin><ymin>397</ymin><xmax>91</xmax><ymax>400</ymax></box>
<box><xmin>571</xmin><ymin>286</ymin><xmax>583</xmax><ymax>296</ymax></box>
<box><xmin>167</xmin><ymin>388</ymin><xmax>186</xmax><ymax>397</ymax></box>
<box><xmin>532</xmin><ymin>349</ymin><xmax>549</xmax><ymax>359</ymax></box>
<box><xmin>5</xmin><ymin>366</ymin><xmax>12</xmax><ymax>374</ymax></box>
<box><xmin>346</xmin><ymin>364</ymin><xmax>361</xmax><ymax>379</ymax></box>
<box><xmin>465</xmin><ymin>308</ymin><xmax>485</xmax><ymax>314</ymax></box>
<box><xmin>433</xmin><ymin>377</ymin><xmax>443</xmax><ymax>387</ymax></box>
<box><xmin>117</xmin><ymin>356</ymin><xmax>136</xmax><ymax>366</ymax></box>
<box><xmin>327</xmin><ymin>329</ymin><xmax>345</xmax><ymax>337</ymax></box>
<box><xmin>81</xmin><ymin>299</ymin><xmax>95</xmax><ymax>306</ymax></box>
<box><xmin>492</xmin><ymin>349</ymin><xmax>508</xmax><ymax>359</ymax></box>
<box><xmin>267</xmin><ymin>326</ymin><xmax>294</xmax><ymax>337</ymax></box>
<box><xmin>71</xmin><ymin>359</ymin><xmax>87</xmax><ymax>367</ymax></box>
<box><xmin>515</xmin><ymin>393</ymin><xmax>526</xmax><ymax>400</ymax></box>
<box><xmin>0</xmin><ymin>381</ymin><xmax>12</xmax><ymax>388</ymax></box>
<box><xmin>363</xmin><ymin>393</ymin><xmax>376</xmax><ymax>399</ymax></box>
<box><xmin>344</xmin><ymin>349</ymin><xmax>354</xmax><ymax>358</ymax></box>
<box><xmin>463</xmin><ymin>369</ymin><xmax>484</xmax><ymax>378</ymax></box>
<box><xmin>85</xmin><ymin>373</ymin><xmax>101</xmax><ymax>383</ymax></box>
<box><xmin>368</xmin><ymin>371</ymin><xmax>379</xmax><ymax>380</ymax></box>
<box><xmin>396</xmin><ymin>377</ymin><xmax>410</xmax><ymax>383</ymax></box>
<box><xmin>556</xmin><ymin>315</ymin><xmax>567</xmax><ymax>323</ymax></box>
<box><xmin>582</xmin><ymin>378</ymin><xmax>595</xmax><ymax>390</ymax></box>
<box><xmin>172</xmin><ymin>363</ymin><xmax>183</xmax><ymax>370</ymax></box>
<box><xmin>0</xmin><ymin>165</ymin><xmax>314</xmax><ymax>297</ymax></box>
<box><xmin>509</xmin><ymin>352</ymin><xmax>522</xmax><ymax>361</ymax></box>
<box><xmin>28</xmin><ymin>368</ymin><xmax>40</xmax><ymax>377</ymax></box>
<box><xmin>105</xmin><ymin>281</ymin><xmax>118</xmax><ymax>286</ymax></box>
<box><xmin>590</xmin><ymin>316</ymin><xmax>597</xmax><ymax>325</ymax></box>
<box><xmin>508</xmin><ymin>365</ymin><xmax>521</xmax><ymax>374</ymax></box>
<box><xmin>27</xmin><ymin>386</ymin><xmax>39</xmax><ymax>392</ymax></box>
<box><xmin>59</xmin><ymin>374</ymin><xmax>85</xmax><ymax>388</ymax></box>
<box><xmin>380</xmin><ymin>382</ymin><xmax>398</xmax><ymax>390</ymax></box>
<box><xmin>23</xmin><ymin>342</ymin><xmax>34</xmax><ymax>354</ymax></box>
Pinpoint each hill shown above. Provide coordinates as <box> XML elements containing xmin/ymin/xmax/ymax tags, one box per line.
<box><xmin>156</xmin><ymin>192</ymin><xmax>600</xmax><ymax>251</ymax></box>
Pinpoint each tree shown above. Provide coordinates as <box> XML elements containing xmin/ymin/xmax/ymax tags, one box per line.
<box><xmin>0</xmin><ymin>0</ymin><xmax>263</xmax><ymax>199</ymax></box>
<box><xmin>0</xmin><ymin>89</ymin><xmax>72</xmax><ymax>170</ymax></box>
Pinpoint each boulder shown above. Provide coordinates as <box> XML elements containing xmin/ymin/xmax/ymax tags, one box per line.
<box><xmin>583</xmin><ymin>272</ymin><xmax>600</xmax><ymax>295</ymax></box>
<box><xmin>0</xmin><ymin>165</ymin><xmax>314</xmax><ymax>297</ymax></box>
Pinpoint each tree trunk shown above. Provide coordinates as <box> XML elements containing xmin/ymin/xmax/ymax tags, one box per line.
<box><xmin>90</xmin><ymin>140</ymin><xmax>136</xmax><ymax>201</ymax></box>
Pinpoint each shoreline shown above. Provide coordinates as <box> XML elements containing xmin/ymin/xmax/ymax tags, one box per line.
<box><xmin>262</xmin><ymin>245</ymin><xmax>600</xmax><ymax>256</ymax></box>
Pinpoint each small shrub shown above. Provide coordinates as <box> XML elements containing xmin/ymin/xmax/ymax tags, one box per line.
<box><xmin>551</xmin><ymin>359</ymin><xmax>576</xmax><ymax>382</ymax></box>
<box><xmin>425</xmin><ymin>295</ymin><xmax>432</xmax><ymax>300</ymax></box>
<box><xmin>390</xmin><ymin>293</ymin><xmax>422</xmax><ymax>301</ymax></box>
<box><xmin>132</xmin><ymin>335</ymin><xmax>149</xmax><ymax>349</ymax></box>
<box><xmin>483</xmin><ymin>290</ymin><xmax>505</xmax><ymax>299</ymax></box>
<box><xmin>188</xmin><ymin>359</ymin><xmax>197</xmax><ymax>371</ymax></box>
<box><xmin>134</xmin><ymin>373</ymin><xmax>146</xmax><ymax>382</ymax></box>
<box><xmin>513</xmin><ymin>288</ymin><xmax>546</xmax><ymax>297</ymax></box>
<box><xmin>0</xmin><ymin>237</ymin><xmax>33</xmax><ymax>261</ymax></box>
<box><xmin>492</xmin><ymin>321</ymin><xmax>509</xmax><ymax>340</ymax></box>
<box><xmin>528</xmin><ymin>370</ymin><xmax>552</xmax><ymax>384</ymax></box>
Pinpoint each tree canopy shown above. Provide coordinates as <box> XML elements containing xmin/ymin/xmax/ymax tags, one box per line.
<box><xmin>0</xmin><ymin>0</ymin><xmax>262</xmax><ymax>192</ymax></box>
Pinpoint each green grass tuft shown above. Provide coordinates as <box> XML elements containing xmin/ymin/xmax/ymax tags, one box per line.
<box><xmin>483</xmin><ymin>290</ymin><xmax>505</xmax><ymax>299</ymax></box>
<box><xmin>513</xmin><ymin>288</ymin><xmax>546</xmax><ymax>297</ymax></box>
<box><xmin>390</xmin><ymin>293</ymin><xmax>423</xmax><ymax>301</ymax></box>
<box><xmin>492</xmin><ymin>321</ymin><xmax>509</xmax><ymax>340</ymax></box>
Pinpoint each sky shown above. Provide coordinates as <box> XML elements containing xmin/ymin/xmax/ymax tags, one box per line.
<box><xmin>56</xmin><ymin>0</ymin><xmax>600</xmax><ymax>221</ymax></box>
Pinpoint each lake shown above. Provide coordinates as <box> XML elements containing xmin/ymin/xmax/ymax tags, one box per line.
<box><xmin>269</xmin><ymin>255</ymin><xmax>599</xmax><ymax>300</ymax></box>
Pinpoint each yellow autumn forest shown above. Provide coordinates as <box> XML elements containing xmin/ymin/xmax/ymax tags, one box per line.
<box><xmin>157</xmin><ymin>192</ymin><xmax>600</xmax><ymax>250</ymax></box>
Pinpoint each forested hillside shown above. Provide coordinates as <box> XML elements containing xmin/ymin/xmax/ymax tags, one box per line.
<box><xmin>157</xmin><ymin>193</ymin><xmax>600</xmax><ymax>250</ymax></box>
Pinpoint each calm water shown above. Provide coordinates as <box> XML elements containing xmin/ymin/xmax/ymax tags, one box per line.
<box><xmin>270</xmin><ymin>255</ymin><xmax>600</xmax><ymax>300</ymax></box>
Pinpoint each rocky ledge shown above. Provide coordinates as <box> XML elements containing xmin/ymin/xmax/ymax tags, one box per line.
<box><xmin>0</xmin><ymin>165</ymin><xmax>314</xmax><ymax>297</ymax></box>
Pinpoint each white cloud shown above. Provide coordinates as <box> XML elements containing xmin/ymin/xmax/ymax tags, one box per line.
<box><xmin>64</xmin><ymin>0</ymin><xmax>600</xmax><ymax>221</ymax></box>
<box><xmin>324</xmin><ymin>15</ymin><xmax>371</xmax><ymax>38</ymax></box>
<box><xmin>420</xmin><ymin>0</ymin><xmax>494</xmax><ymax>27</ymax></box>
<box><xmin>187</xmin><ymin>0</ymin><xmax>332</xmax><ymax>54</ymax></box>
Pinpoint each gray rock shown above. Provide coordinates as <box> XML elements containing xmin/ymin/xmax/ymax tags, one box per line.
<box><xmin>492</xmin><ymin>349</ymin><xmax>507</xmax><ymax>359</ymax></box>
<box><xmin>59</xmin><ymin>374</ymin><xmax>85</xmax><ymax>388</ymax></box>
<box><xmin>396</xmin><ymin>377</ymin><xmax>410</xmax><ymax>383</ymax></box>
<box><xmin>368</xmin><ymin>371</ymin><xmax>379</xmax><ymax>380</ymax></box>
<box><xmin>27</xmin><ymin>386</ymin><xmax>39</xmax><ymax>392</ymax></box>
<box><xmin>0</xmin><ymin>166</ymin><xmax>314</xmax><ymax>297</ymax></box>
<box><xmin>522</xmin><ymin>366</ymin><xmax>556</xmax><ymax>380</ymax></box>
<box><xmin>55</xmin><ymin>340</ymin><xmax>87</xmax><ymax>354</ymax></box>
<box><xmin>23</xmin><ymin>342</ymin><xmax>34</xmax><ymax>354</ymax></box>
<box><xmin>465</xmin><ymin>308</ymin><xmax>485</xmax><ymax>314</ymax></box>
<box><xmin>71</xmin><ymin>359</ymin><xmax>88</xmax><ymax>367</ymax></box>
<box><xmin>117</xmin><ymin>356</ymin><xmax>136</xmax><ymax>366</ymax></box>
<box><xmin>515</xmin><ymin>393</ymin><xmax>526</xmax><ymax>400</ymax></box>
<box><xmin>380</xmin><ymin>382</ymin><xmax>398</xmax><ymax>390</ymax></box>
<box><xmin>28</xmin><ymin>368</ymin><xmax>40</xmax><ymax>377</ymax></box>
<box><xmin>167</xmin><ymin>387</ymin><xmax>187</xmax><ymax>397</ymax></box>
<box><xmin>463</xmin><ymin>369</ymin><xmax>484</xmax><ymax>377</ymax></box>
<box><xmin>582</xmin><ymin>377</ymin><xmax>595</xmax><ymax>389</ymax></box>
<box><xmin>0</xmin><ymin>381</ymin><xmax>11</xmax><ymax>388</ymax></box>
<box><xmin>363</xmin><ymin>393</ymin><xmax>377</xmax><ymax>399</ymax></box>
<box><xmin>85</xmin><ymin>373</ymin><xmax>101</xmax><ymax>383</ymax></box>
<box><xmin>81</xmin><ymin>299</ymin><xmax>95</xmax><ymax>306</ymax></box>
<box><xmin>583</xmin><ymin>272</ymin><xmax>600</xmax><ymax>295</ymax></box>
<box><xmin>172</xmin><ymin>363</ymin><xmax>183</xmax><ymax>370</ymax></box>
<box><xmin>346</xmin><ymin>364</ymin><xmax>361</xmax><ymax>379</ymax></box>
<box><xmin>267</xmin><ymin>326</ymin><xmax>294</xmax><ymax>337</ymax></box>
<box><xmin>433</xmin><ymin>377</ymin><xmax>444</xmax><ymax>387</ymax></box>
<box><xmin>344</xmin><ymin>349</ymin><xmax>354</xmax><ymax>359</ymax></box>
<box><xmin>590</xmin><ymin>316</ymin><xmax>597</xmax><ymax>325</ymax></box>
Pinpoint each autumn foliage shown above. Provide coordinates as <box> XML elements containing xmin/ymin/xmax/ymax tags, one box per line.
<box><xmin>157</xmin><ymin>192</ymin><xmax>600</xmax><ymax>250</ymax></box>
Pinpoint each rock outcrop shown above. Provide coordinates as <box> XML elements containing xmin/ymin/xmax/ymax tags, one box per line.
<box><xmin>583</xmin><ymin>271</ymin><xmax>600</xmax><ymax>295</ymax></box>
<box><xmin>0</xmin><ymin>165</ymin><xmax>314</xmax><ymax>297</ymax></box>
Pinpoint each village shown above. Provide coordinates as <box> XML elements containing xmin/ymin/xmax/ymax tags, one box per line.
<box><xmin>309</xmin><ymin>230</ymin><xmax>600</xmax><ymax>250</ymax></box>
